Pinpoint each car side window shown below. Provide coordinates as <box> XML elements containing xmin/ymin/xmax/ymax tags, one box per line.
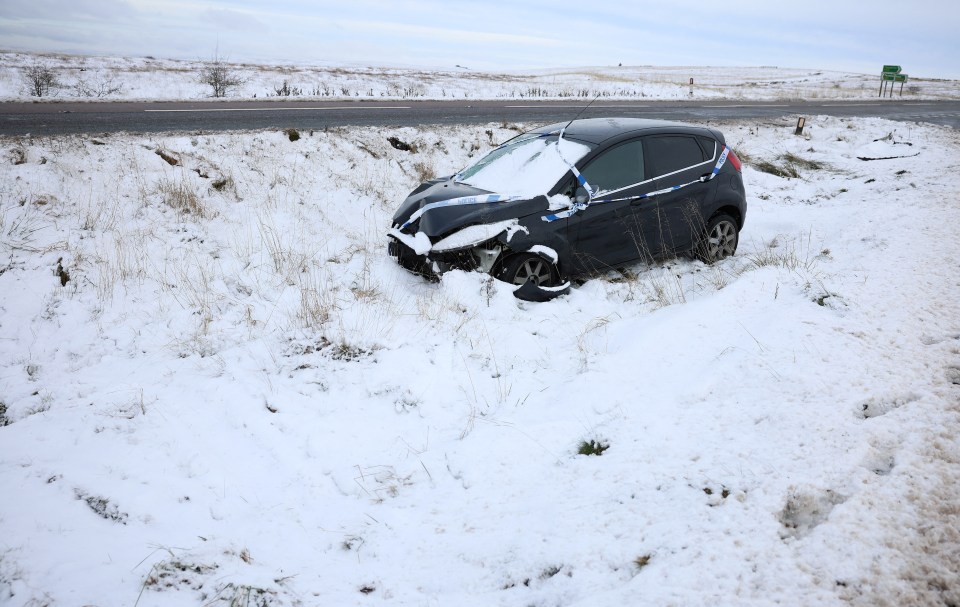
<box><xmin>645</xmin><ymin>136</ymin><xmax>708</xmax><ymax>178</ymax></box>
<box><xmin>580</xmin><ymin>139</ymin><xmax>645</xmax><ymax>194</ymax></box>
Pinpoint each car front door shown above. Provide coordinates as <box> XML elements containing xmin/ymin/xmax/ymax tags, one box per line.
<box><xmin>566</xmin><ymin>139</ymin><xmax>651</xmax><ymax>275</ymax></box>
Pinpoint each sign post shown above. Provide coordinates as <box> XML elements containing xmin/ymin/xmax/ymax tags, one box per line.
<box><xmin>895</xmin><ymin>73</ymin><xmax>909</xmax><ymax>96</ymax></box>
<box><xmin>880</xmin><ymin>65</ymin><xmax>907</xmax><ymax>97</ymax></box>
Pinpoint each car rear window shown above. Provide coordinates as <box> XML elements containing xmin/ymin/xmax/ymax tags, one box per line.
<box><xmin>698</xmin><ymin>136</ymin><xmax>717</xmax><ymax>161</ymax></box>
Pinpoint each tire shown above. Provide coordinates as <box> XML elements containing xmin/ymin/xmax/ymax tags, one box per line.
<box><xmin>497</xmin><ymin>253</ymin><xmax>559</xmax><ymax>287</ymax></box>
<box><xmin>695</xmin><ymin>214</ymin><xmax>739</xmax><ymax>263</ymax></box>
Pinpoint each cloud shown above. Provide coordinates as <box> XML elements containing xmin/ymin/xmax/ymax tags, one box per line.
<box><xmin>0</xmin><ymin>0</ymin><xmax>957</xmax><ymax>77</ymax></box>
<box><xmin>200</xmin><ymin>8</ymin><xmax>268</xmax><ymax>32</ymax></box>
<box><xmin>0</xmin><ymin>0</ymin><xmax>138</xmax><ymax>20</ymax></box>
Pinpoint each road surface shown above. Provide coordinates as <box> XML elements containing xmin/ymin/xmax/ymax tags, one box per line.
<box><xmin>1</xmin><ymin>99</ymin><xmax>958</xmax><ymax>136</ymax></box>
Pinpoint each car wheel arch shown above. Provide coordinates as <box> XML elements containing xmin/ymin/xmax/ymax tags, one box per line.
<box><xmin>494</xmin><ymin>231</ymin><xmax>571</xmax><ymax>278</ymax></box>
<box><xmin>495</xmin><ymin>251</ymin><xmax>561</xmax><ymax>287</ymax></box>
<box><xmin>710</xmin><ymin>204</ymin><xmax>743</xmax><ymax>229</ymax></box>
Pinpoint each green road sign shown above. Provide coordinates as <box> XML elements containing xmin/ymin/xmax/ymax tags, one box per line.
<box><xmin>880</xmin><ymin>65</ymin><xmax>907</xmax><ymax>97</ymax></box>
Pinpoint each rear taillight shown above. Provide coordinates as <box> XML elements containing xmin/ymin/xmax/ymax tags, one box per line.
<box><xmin>727</xmin><ymin>148</ymin><xmax>742</xmax><ymax>172</ymax></box>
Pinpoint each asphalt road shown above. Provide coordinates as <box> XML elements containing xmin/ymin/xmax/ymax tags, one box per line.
<box><xmin>1</xmin><ymin>99</ymin><xmax>958</xmax><ymax>136</ymax></box>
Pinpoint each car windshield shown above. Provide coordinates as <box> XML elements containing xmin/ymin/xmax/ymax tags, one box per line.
<box><xmin>457</xmin><ymin>134</ymin><xmax>594</xmax><ymax>198</ymax></box>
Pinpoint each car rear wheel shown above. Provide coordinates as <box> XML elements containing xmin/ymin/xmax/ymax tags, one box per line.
<box><xmin>696</xmin><ymin>214</ymin><xmax>738</xmax><ymax>263</ymax></box>
<box><xmin>498</xmin><ymin>253</ymin><xmax>558</xmax><ymax>287</ymax></box>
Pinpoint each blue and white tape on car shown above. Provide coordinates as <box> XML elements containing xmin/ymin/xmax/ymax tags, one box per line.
<box><xmin>541</xmin><ymin>145</ymin><xmax>731</xmax><ymax>222</ymax></box>
<box><xmin>400</xmin><ymin>194</ymin><xmax>523</xmax><ymax>230</ymax></box>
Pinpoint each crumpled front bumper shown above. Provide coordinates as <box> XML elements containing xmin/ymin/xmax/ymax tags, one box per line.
<box><xmin>387</xmin><ymin>236</ymin><xmax>570</xmax><ymax>302</ymax></box>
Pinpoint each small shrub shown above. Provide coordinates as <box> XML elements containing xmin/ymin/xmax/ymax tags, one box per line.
<box><xmin>73</xmin><ymin>76</ymin><xmax>123</xmax><ymax>98</ymax></box>
<box><xmin>577</xmin><ymin>439</ymin><xmax>609</xmax><ymax>456</ymax></box>
<box><xmin>23</xmin><ymin>63</ymin><xmax>58</xmax><ymax>97</ymax></box>
<box><xmin>273</xmin><ymin>81</ymin><xmax>303</xmax><ymax>97</ymax></box>
<box><xmin>199</xmin><ymin>51</ymin><xmax>243</xmax><ymax>98</ymax></box>
<box><xmin>283</xmin><ymin>128</ymin><xmax>300</xmax><ymax>142</ymax></box>
<box><xmin>0</xmin><ymin>401</ymin><xmax>9</xmax><ymax>426</ymax></box>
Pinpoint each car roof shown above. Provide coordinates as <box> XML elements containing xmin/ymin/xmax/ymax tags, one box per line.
<box><xmin>531</xmin><ymin>117</ymin><xmax>722</xmax><ymax>145</ymax></box>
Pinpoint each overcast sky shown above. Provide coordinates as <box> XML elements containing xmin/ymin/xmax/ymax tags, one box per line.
<box><xmin>1</xmin><ymin>0</ymin><xmax>957</xmax><ymax>78</ymax></box>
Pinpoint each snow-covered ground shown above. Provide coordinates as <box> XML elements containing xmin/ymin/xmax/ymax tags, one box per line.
<box><xmin>1</xmin><ymin>114</ymin><xmax>959</xmax><ymax>606</ymax></box>
<box><xmin>3</xmin><ymin>50</ymin><xmax>960</xmax><ymax>102</ymax></box>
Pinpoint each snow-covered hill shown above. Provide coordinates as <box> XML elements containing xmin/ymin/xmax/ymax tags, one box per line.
<box><xmin>2</xmin><ymin>51</ymin><xmax>959</xmax><ymax>102</ymax></box>
<box><xmin>1</xmin><ymin>116</ymin><xmax>959</xmax><ymax>606</ymax></box>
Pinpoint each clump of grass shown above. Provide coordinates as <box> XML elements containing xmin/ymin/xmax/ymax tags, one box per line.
<box><xmin>211</xmin><ymin>176</ymin><xmax>232</xmax><ymax>192</ymax></box>
<box><xmin>577</xmin><ymin>439</ymin><xmax>609</xmax><ymax>456</ymax></box>
<box><xmin>216</xmin><ymin>583</ymin><xmax>275</xmax><ymax>606</ymax></box>
<box><xmin>782</xmin><ymin>152</ymin><xmax>825</xmax><ymax>171</ymax></box>
<box><xmin>634</xmin><ymin>554</ymin><xmax>652</xmax><ymax>570</ymax></box>
<box><xmin>413</xmin><ymin>160</ymin><xmax>435</xmax><ymax>182</ymax></box>
<box><xmin>156</xmin><ymin>177</ymin><xmax>206</xmax><ymax>217</ymax></box>
<box><xmin>74</xmin><ymin>489</ymin><xmax>128</xmax><ymax>524</ymax></box>
<box><xmin>283</xmin><ymin>128</ymin><xmax>300</xmax><ymax>142</ymax></box>
<box><xmin>141</xmin><ymin>558</ymin><xmax>218</xmax><ymax>594</ymax></box>
<box><xmin>746</xmin><ymin>232</ymin><xmax>819</xmax><ymax>272</ymax></box>
<box><xmin>540</xmin><ymin>565</ymin><xmax>563</xmax><ymax>579</ymax></box>
<box><xmin>327</xmin><ymin>341</ymin><xmax>374</xmax><ymax>361</ymax></box>
<box><xmin>750</xmin><ymin>152</ymin><xmax>828</xmax><ymax>179</ymax></box>
<box><xmin>752</xmin><ymin>159</ymin><xmax>800</xmax><ymax>178</ymax></box>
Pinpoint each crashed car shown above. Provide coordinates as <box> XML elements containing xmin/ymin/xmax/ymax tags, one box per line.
<box><xmin>387</xmin><ymin>118</ymin><xmax>746</xmax><ymax>300</ymax></box>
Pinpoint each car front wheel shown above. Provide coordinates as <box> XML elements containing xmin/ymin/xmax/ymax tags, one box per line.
<box><xmin>696</xmin><ymin>214</ymin><xmax>739</xmax><ymax>263</ymax></box>
<box><xmin>497</xmin><ymin>253</ymin><xmax>558</xmax><ymax>287</ymax></box>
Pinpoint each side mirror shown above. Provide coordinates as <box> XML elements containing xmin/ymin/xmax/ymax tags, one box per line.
<box><xmin>574</xmin><ymin>186</ymin><xmax>590</xmax><ymax>205</ymax></box>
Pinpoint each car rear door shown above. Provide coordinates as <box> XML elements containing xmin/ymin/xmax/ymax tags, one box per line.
<box><xmin>641</xmin><ymin>135</ymin><xmax>719</xmax><ymax>255</ymax></box>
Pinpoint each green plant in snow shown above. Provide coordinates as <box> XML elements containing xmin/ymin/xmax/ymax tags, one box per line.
<box><xmin>577</xmin><ymin>439</ymin><xmax>609</xmax><ymax>456</ymax></box>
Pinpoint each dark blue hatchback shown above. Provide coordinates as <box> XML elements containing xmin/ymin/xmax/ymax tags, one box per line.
<box><xmin>388</xmin><ymin>118</ymin><xmax>746</xmax><ymax>298</ymax></box>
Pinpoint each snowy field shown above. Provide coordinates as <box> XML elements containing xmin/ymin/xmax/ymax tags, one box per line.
<box><xmin>2</xmin><ymin>50</ymin><xmax>960</xmax><ymax>102</ymax></box>
<box><xmin>1</xmin><ymin>114</ymin><xmax>960</xmax><ymax>607</ymax></box>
